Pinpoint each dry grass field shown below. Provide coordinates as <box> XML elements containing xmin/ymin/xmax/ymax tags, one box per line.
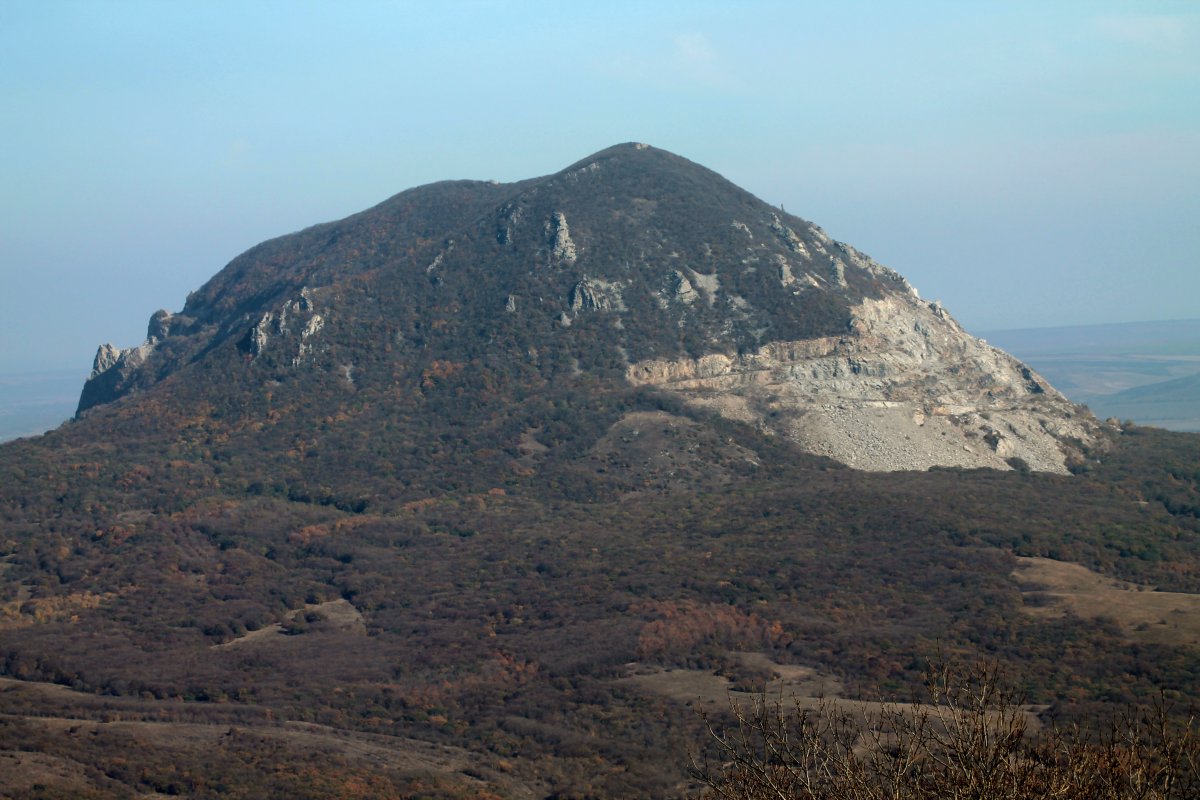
<box><xmin>617</xmin><ymin>652</ymin><xmax>1047</xmax><ymax>733</ymax></box>
<box><xmin>211</xmin><ymin>598</ymin><xmax>366</xmax><ymax>650</ymax></box>
<box><xmin>1014</xmin><ymin>557</ymin><xmax>1200</xmax><ymax>647</ymax></box>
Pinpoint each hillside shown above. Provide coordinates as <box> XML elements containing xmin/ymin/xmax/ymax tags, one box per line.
<box><xmin>2</xmin><ymin>145</ymin><xmax>1199</xmax><ymax>798</ymax></box>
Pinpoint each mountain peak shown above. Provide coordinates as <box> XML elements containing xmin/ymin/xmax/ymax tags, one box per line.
<box><xmin>75</xmin><ymin>146</ymin><xmax>1101</xmax><ymax>472</ymax></box>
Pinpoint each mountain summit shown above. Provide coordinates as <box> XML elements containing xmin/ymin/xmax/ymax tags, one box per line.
<box><xmin>78</xmin><ymin>143</ymin><xmax>1098</xmax><ymax>472</ymax></box>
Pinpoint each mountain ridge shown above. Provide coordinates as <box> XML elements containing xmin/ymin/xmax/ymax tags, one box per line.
<box><xmin>74</xmin><ymin>143</ymin><xmax>1100</xmax><ymax>473</ymax></box>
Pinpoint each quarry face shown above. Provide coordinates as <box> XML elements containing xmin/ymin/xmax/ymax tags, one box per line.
<box><xmin>627</xmin><ymin>292</ymin><xmax>1101</xmax><ymax>473</ymax></box>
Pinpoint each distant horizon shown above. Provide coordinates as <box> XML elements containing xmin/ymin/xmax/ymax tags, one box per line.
<box><xmin>976</xmin><ymin>315</ymin><xmax>1200</xmax><ymax>336</ymax></box>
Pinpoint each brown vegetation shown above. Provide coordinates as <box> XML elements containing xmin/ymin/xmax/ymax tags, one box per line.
<box><xmin>3</xmin><ymin>376</ymin><xmax>1199</xmax><ymax>796</ymax></box>
<box><xmin>694</xmin><ymin>659</ymin><xmax>1200</xmax><ymax>800</ymax></box>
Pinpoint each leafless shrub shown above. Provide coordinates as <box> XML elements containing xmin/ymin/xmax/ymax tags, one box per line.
<box><xmin>693</xmin><ymin>659</ymin><xmax>1198</xmax><ymax>800</ymax></box>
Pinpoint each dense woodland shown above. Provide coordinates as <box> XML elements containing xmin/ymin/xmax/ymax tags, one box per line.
<box><xmin>3</xmin><ymin>378</ymin><xmax>1200</xmax><ymax>797</ymax></box>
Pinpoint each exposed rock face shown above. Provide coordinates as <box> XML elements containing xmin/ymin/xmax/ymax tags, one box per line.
<box><xmin>147</xmin><ymin>309</ymin><xmax>173</xmax><ymax>340</ymax></box>
<box><xmin>78</xmin><ymin>287</ymin><xmax>324</xmax><ymax>415</ymax></box>
<box><xmin>548</xmin><ymin>211</ymin><xmax>577</xmax><ymax>265</ymax></box>
<box><xmin>236</xmin><ymin>289</ymin><xmax>325</xmax><ymax>364</ymax></box>
<box><xmin>830</xmin><ymin>259</ymin><xmax>847</xmax><ymax>288</ymax></box>
<box><xmin>666</xmin><ymin>270</ymin><xmax>697</xmax><ymax>305</ymax></box>
<box><xmin>89</xmin><ymin>343</ymin><xmax>122</xmax><ymax>379</ymax></box>
<box><xmin>244</xmin><ymin>312</ymin><xmax>274</xmax><ymax>358</ymax></box>
<box><xmin>627</xmin><ymin>292</ymin><xmax>1099</xmax><ymax>473</ymax></box>
<box><xmin>770</xmin><ymin>213</ymin><xmax>809</xmax><ymax>257</ymax></box>
<box><xmin>78</xmin><ymin>326</ymin><xmax>161</xmax><ymax>414</ymax></box>
<box><xmin>568</xmin><ymin>278</ymin><xmax>624</xmax><ymax>313</ymax></box>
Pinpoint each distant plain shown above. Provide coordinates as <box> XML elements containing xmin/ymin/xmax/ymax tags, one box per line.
<box><xmin>0</xmin><ymin>370</ymin><xmax>80</xmax><ymax>443</ymax></box>
<box><xmin>981</xmin><ymin>318</ymin><xmax>1200</xmax><ymax>432</ymax></box>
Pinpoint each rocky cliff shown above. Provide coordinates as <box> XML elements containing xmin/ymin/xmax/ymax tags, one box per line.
<box><xmin>627</xmin><ymin>292</ymin><xmax>1098</xmax><ymax>472</ymax></box>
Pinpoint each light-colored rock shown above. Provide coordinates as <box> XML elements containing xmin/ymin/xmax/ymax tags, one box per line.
<box><xmin>668</xmin><ymin>270</ymin><xmax>697</xmax><ymax>304</ymax></box>
<box><xmin>565</xmin><ymin>161</ymin><xmax>600</xmax><ymax>182</ymax></box>
<box><xmin>248</xmin><ymin>312</ymin><xmax>273</xmax><ymax>357</ymax></box>
<box><xmin>548</xmin><ymin>212</ymin><xmax>577</xmax><ymax>265</ymax></box>
<box><xmin>569</xmin><ymin>283</ymin><xmax>593</xmax><ymax>312</ymax></box>
<box><xmin>235</xmin><ymin>289</ymin><xmax>325</xmax><ymax>365</ymax></box>
<box><xmin>835</xmin><ymin>241</ymin><xmax>918</xmax><ymax>296</ymax></box>
<box><xmin>147</xmin><ymin>309</ymin><xmax>173</xmax><ymax>341</ymax></box>
<box><xmin>569</xmin><ymin>278</ymin><xmax>625</xmax><ymax>313</ymax></box>
<box><xmin>497</xmin><ymin>203</ymin><xmax>523</xmax><ymax>245</ymax></box>
<box><xmin>86</xmin><ymin>328</ymin><xmax>163</xmax><ymax>391</ymax></box>
<box><xmin>277</xmin><ymin>287</ymin><xmax>315</xmax><ymax>333</ymax></box>
<box><xmin>90</xmin><ymin>343</ymin><xmax>121</xmax><ymax>379</ymax></box>
<box><xmin>830</xmin><ymin>259</ymin><xmax>847</xmax><ymax>288</ymax></box>
<box><xmin>776</xmin><ymin>255</ymin><xmax>796</xmax><ymax>287</ymax></box>
<box><xmin>688</xmin><ymin>270</ymin><xmax>720</xmax><ymax>306</ymax></box>
<box><xmin>292</xmin><ymin>314</ymin><xmax>325</xmax><ymax>366</ymax></box>
<box><xmin>627</xmin><ymin>291</ymin><xmax>1100</xmax><ymax>473</ymax></box>
<box><xmin>770</xmin><ymin>214</ymin><xmax>809</xmax><ymax>257</ymax></box>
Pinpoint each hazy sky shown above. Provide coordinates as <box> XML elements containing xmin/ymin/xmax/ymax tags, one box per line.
<box><xmin>2</xmin><ymin>1</ymin><xmax>1197</xmax><ymax>374</ymax></box>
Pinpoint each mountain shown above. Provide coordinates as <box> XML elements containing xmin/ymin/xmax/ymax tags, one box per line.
<box><xmin>3</xmin><ymin>145</ymin><xmax>1198</xmax><ymax>799</ymax></box>
<box><xmin>77</xmin><ymin>142</ymin><xmax>1098</xmax><ymax>475</ymax></box>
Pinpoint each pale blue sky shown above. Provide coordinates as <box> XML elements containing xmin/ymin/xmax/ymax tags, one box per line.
<box><xmin>2</xmin><ymin>1</ymin><xmax>1197</xmax><ymax>374</ymax></box>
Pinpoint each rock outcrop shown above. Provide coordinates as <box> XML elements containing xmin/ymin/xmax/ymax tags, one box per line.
<box><xmin>77</xmin><ymin>313</ymin><xmax>170</xmax><ymax>414</ymax></box>
<box><xmin>548</xmin><ymin>211</ymin><xmax>577</xmax><ymax>265</ymax></box>
<box><xmin>628</xmin><ymin>291</ymin><xmax>1099</xmax><ymax>473</ymax></box>
<box><xmin>78</xmin><ymin>288</ymin><xmax>324</xmax><ymax>415</ymax></box>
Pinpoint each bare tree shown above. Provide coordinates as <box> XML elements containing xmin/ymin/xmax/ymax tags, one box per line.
<box><xmin>693</xmin><ymin>659</ymin><xmax>1198</xmax><ymax>800</ymax></box>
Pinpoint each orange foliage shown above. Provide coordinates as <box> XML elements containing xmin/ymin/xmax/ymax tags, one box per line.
<box><xmin>289</xmin><ymin>524</ymin><xmax>332</xmax><ymax>545</ymax></box>
<box><xmin>401</xmin><ymin>497</ymin><xmax>440</xmax><ymax>513</ymax></box>
<box><xmin>289</xmin><ymin>515</ymin><xmax>381</xmax><ymax>545</ymax></box>
<box><xmin>634</xmin><ymin>599</ymin><xmax>788</xmax><ymax>660</ymax></box>
<box><xmin>421</xmin><ymin>359</ymin><xmax>466</xmax><ymax>389</ymax></box>
<box><xmin>387</xmin><ymin>650</ymin><xmax>539</xmax><ymax>711</ymax></box>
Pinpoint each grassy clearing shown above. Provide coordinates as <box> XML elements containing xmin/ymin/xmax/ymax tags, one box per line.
<box><xmin>1014</xmin><ymin>557</ymin><xmax>1200</xmax><ymax>647</ymax></box>
<box><xmin>211</xmin><ymin>598</ymin><xmax>366</xmax><ymax>650</ymax></box>
<box><xmin>616</xmin><ymin>653</ymin><xmax>1046</xmax><ymax>732</ymax></box>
